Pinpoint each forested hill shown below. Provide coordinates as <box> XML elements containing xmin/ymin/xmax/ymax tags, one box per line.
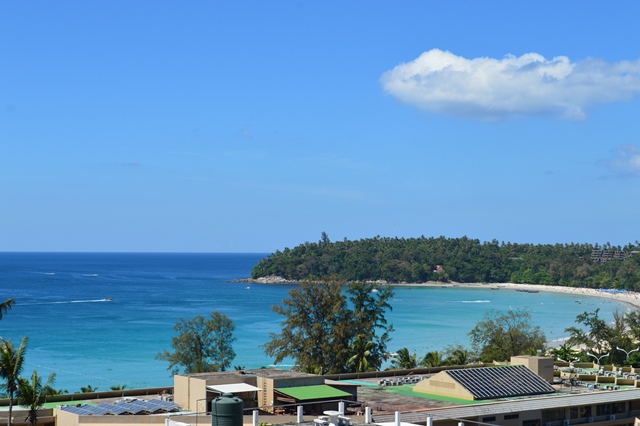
<box><xmin>251</xmin><ymin>236</ymin><xmax>640</xmax><ymax>289</ymax></box>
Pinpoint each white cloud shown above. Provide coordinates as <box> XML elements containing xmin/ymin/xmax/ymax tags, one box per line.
<box><xmin>380</xmin><ymin>49</ymin><xmax>640</xmax><ymax>120</ymax></box>
<box><xmin>608</xmin><ymin>144</ymin><xmax>640</xmax><ymax>176</ymax></box>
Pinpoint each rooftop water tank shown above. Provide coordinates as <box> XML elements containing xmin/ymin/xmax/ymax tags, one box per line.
<box><xmin>211</xmin><ymin>393</ymin><xmax>243</xmax><ymax>426</ymax></box>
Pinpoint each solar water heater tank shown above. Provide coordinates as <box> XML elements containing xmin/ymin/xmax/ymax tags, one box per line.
<box><xmin>211</xmin><ymin>393</ymin><xmax>243</xmax><ymax>426</ymax></box>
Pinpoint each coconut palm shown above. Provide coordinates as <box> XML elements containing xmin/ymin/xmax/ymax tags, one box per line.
<box><xmin>16</xmin><ymin>370</ymin><xmax>56</xmax><ymax>426</ymax></box>
<box><xmin>0</xmin><ymin>336</ymin><xmax>28</xmax><ymax>426</ymax></box>
<box><xmin>390</xmin><ymin>348</ymin><xmax>417</xmax><ymax>370</ymax></box>
<box><xmin>0</xmin><ymin>299</ymin><xmax>15</xmax><ymax>321</ymax></box>
<box><xmin>549</xmin><ymin>343</ymin><xmax>580</xmax><ymax>362</ymax></box>
<box><xmin>110</xmin><ymin>384</ymin><xmax>127</xmax><ymax>391</ymax></box>
<box><xmin>445</xmin><ymin>348</ymin><xmax>475</xmax><ymax>366</ymax></box>
<box><xmin>421</xmin><ymin>350</ymin><xmax>446</xmax><ymax>367</ymax></box>
<box><xmin>80</xmin><ymin>385</ymin><xmax>98</xmax><ymax>393</ymax></box>
<box><xmin>347</xmin><ymin>336</ymin><xmax>376</xmax><ymax>372</ymax></box>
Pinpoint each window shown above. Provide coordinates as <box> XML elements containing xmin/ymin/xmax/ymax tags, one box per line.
<box><xmin>543</xmin><ymin>409</ymin><xmax>565</xmax><ymax>422</ymax></box>
<box><xmin>505</xmin><ymin>414</ymin><xmax>520</xmax><ymax>420</ymax></box>
<box><xmin>482</xmin><ymin>417</ymin><xmax>496</xmax><ymax>422</ymax></box>
<box><xmin>612</xmin><ymin>402</ymin><xmax>626</xmax><ymax>414</ymax></box>
<box><xmin>570</xmin><ymin>406</ymin><xmax>591</xmax><ymax>419</ymax></box>
<box><xmin>596</xmin><ymin>404</ymin><xmax>611</xmax><ymax>416</ymax></box>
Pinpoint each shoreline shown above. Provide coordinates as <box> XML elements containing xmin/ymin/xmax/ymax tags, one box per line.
<box><xmin>237</xmin><ymin>276</ymin><xmax>640</xmax><ymax>309</ymax></box>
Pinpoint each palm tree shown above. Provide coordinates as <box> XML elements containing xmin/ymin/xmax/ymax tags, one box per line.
<box><xmin>347</xmin><ymin>336</ymin><xmax>375</xmax><ymax>373</ymax></box>
<box><xmin>390</xmin><ymin>348</ymin><xmax>417</xmax><ymax>370</ymax></box>
<box><xmin>421</xmin><ymin>350</ymin><xmax>445</xmax><ymax>367</ymax></box>
<box><xmin>0</xmin><ymin>336</ymin><xmax>28</xmax><ymax>426</ymax></box>
<box><xmin>446</xmin><ymin>348</ymin><xmax>474</xmax><ymax>366</ymax></box>
<box><xmin>16</xmin><ymin>370</ymin><xmax>56</xmax><ymax>426</ymax></box>
<box><xmin>549</xmin><ymin>343</ymin><xmax>579</xmax><ymax>362</ymax></box>
<box><xmin>0</xmin><ymin>299</ymin><xmax>15</xmax><ymax>320</ymax></box>
<box><xmin>80</xmin><ymin>385</ymin><xmax>98</xmax><ymax>393</ymax></box>
<box><xmin>110</xmin><ymin>384</ymin><xmax>127</xmax><ymax>391</ymax></box>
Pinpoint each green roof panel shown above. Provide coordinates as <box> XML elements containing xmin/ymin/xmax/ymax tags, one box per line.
<box><xmin>277</xmin><ymin>385</ymin><xmax>351</xmax><ymax>401</ymax></box>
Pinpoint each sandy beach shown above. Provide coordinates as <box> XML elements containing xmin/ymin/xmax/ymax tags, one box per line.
<box><xmin>246</xmin><ymin>275</ymin><xmax>640</xmax><ymax>309</ymax></box>
<box><xmin>393</xmin><ymin>281</ymin><xmax>640</xmax><ymax>309</ymax></box>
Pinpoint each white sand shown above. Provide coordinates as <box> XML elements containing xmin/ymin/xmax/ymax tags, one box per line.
<box><xmin>392</xmin><ymin>281</ymin><xmax>640</xmax><ymax>309</ymax></box>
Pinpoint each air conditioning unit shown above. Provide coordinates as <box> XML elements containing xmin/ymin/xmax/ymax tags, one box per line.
<box><xmin>588</xmin><ymin>418</ymin><xmax>595</xmax><ymax>423</ymax></box>
<box><xmin>609</xmin><ymin>415</ymin><xmax>616</xmax><ymax>421</ymax></box>
<box><xmin>563</xmin><ymin>420</ymin><xmax>571</xmax><ymax>426</ymax></box>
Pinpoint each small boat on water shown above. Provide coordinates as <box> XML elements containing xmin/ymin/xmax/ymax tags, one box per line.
<box><xmin>516</xmin><ymin>289</ymin><xmax>539</xmax><ymax>293</ymax></box>
<box><xmin>490</xmin><ymin>287</ymin><xmax>500</xmax><ymax>290</ymax></box>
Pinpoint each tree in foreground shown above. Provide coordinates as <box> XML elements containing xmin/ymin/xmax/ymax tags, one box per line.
<box><xmin>468</xmin><ymin>309</ymin><xmax>546</xmax><ymax>362</ymax></box>
<box><xmin>80</xmin><ymin>385</ymin><xmax>98</xmax><ymax>393</ymax></box>
<box><xmin>0</xmin><ymin>336</ymin><xmax>27</xmax><ymax>426</ymax></box>
<box><xmin>421</xmin><ymin>351</ymin><xmax>446</xmax><ymax>367</ymax></box>
<box><xmin>442</xmin><ymin>342</ymin><xmax>478</xmax><ymax>366</ymax></box>
<box><xmin>0</xmin><ymin>298</ymin><xmax>15</xmax><ymax>321</ymax></box>
<box><xmin>157</xmin><ymin>311</ymin><xmax>236</xmax><ymax>374</ymax></box>
<box><xmin>263</xmin><ymin>280</ymin><xmax>394</xmax><ymax>374</ymax></box>
<box><xmin>16</xmin><ymin>370</ymin><xmax>56</xmax><ymax>426</ymax></box>
<box><xmin>389</xmin><ymin>348</ymin><xmax>417</xmax><ymax>370</ymax></box>
<box><xmin>566</xmin><ymin>309</ymin><xmax>635</xmax><ymax>365</ymax></box>
<box><xmin>347</xmin><ymin>337</ymin><xmax>375</xmax><ymax>372</ymax></box>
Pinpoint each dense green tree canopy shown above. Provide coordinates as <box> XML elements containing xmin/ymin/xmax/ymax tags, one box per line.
<box><xmin>252</xmin><ymin>235</ymin><xmax>640</xmax><ymax>289</ymax></box>
<box><xmin>468</xmin><ymin>309</ymin><xmax>546</xmax><ymax>362</ymax></box>
<box><xmin>565</xmin><ymin>309</ymin><xmax>639</xmax><ymax>365</ymax></box>
<box><xmin>157</xmin><ymin>311</ymin><xmax>236</xmax><ymax>374</ymax></box>
<box><xmin>262</xmin><ymin>280</ymin><xmax>394</xmax><ymax>374</ymax></box>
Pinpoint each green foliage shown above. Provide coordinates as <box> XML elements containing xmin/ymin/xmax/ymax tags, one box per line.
<box><xmin>389</xmin><ymin>348</ymin><xmax>418</xmax><ymax>370</ymax></box>
<box><xmin>0</xmin><ymin>298</ymin><xmax>15</xmax><ymax>320</ymax></box>
<box><xmin>157</xmin><ymin>311</ymin><xmax>236</xmax><ymax>375</ymax></box>
<box><xmin>469</xmin><ymin>309</ymin><xmax>546</xmax><ymax>362</ymax></box>
<box><xmin>420</xmin><ymin>351</ymin><xmax>446</xmax><ymax>367</ymax></box>
<box><xmin>251</xmin><ymin>236</ymin><xmax>640</xmax><ymax>289</ymax></box>
<box><xmin>262</xmin><ymin>279</ymin><xmax>394</xmax><ymax>374</ymax></box>
<box><xmin>0</xmin><ymin>336</ymin><xmax>28</xmax><ymax>426</ymax></box>
<box><xmin>442</xmin><ymin>342</ymin><xmax>478</xmax><ymax>365</ymax></box>
<box><xmin>548</xmin><ymin>343</ymin><xmax>580</xmax><ymax>362</ymax></box>
<box><xmin>110</xmin><ymin>384</ymin><xmax>127</xmax><ymax>390</ymax></box>
<box><xmin>80</xmin><ymin>385</ymin><xmax>98</xmax><ymax>393</ymax></box>
<box><xmin>16</xmin><ymin>370</ymin><xmax>56</xmax><ymax>426</ymax></box>
<box><xmin>565</xmin><ymin>309</ymin><xmax>637</xmax><ymax>365</ymax></box>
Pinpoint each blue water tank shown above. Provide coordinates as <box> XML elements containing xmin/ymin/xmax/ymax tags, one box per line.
<box><xmin>211</xmin><ymin>393</ymin><xmax>243</xmax><ymax>426</ymax></box>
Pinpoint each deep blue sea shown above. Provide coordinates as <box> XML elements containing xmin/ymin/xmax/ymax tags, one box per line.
<box><xmin>0</xmin><ymin>253</ymin><xmax>631</xmax><ymax>393</ymax></box>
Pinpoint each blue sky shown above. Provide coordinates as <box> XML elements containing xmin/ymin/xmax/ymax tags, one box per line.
<box><xmin>2</xmin><ymin>1</ymin><xmax>639</xmax><ymax>253</ymax></box>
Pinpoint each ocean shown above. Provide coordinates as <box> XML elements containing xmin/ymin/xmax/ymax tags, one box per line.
<box><xmin>0</xmin><ymin>252</ymin><xmax>630</xmax><ymax>393</ymax></box>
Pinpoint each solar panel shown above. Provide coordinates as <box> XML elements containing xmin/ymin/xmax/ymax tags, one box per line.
<box><xmin>61</xmin><ymin>398</ymin><xmax>181</xmax><ymax>416</ymax></box>
<box><xmin>446</xmin><ymin>365</ymin><xmax>555</xmax><ymax>400</ymax></box>
<box><xmin>61</xmin><ymin>405</ymin><xmax>96</xmax><ymax>415</ymax></box>
<box><xmin>88</xmin><ymin>404</ymin><xmax>113</xmax><ymax>415</ymax></box>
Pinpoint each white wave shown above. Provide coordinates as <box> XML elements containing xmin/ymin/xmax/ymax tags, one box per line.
<box><xmin>82</xmin><ymin>274</ymin><xmax>98</xmax><ymax>277</ymax></box>
<box><xmin>35</xmin><ymin>272</ymin><xmax>55</xmax><ymax>275</ymax></box>
<box><xmin>21</xmin><ymin>299</ymin><xmax>112</xmax><ymax>306</ymax></box>
<box><xmin>460</xmin><ymin>300</ymin><xmax>491</xmax><ymax>303</ymax></box>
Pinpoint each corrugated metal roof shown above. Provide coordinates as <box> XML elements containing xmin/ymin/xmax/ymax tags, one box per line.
<box><xmin>375</xmin><ymin>388</ymin><xmax>640</xmax><ymax>424</ymax></box>
<box><xmin>276</xmin><ymin>385</ymin><xmax>351</xmax><ymax>401</ymax></box>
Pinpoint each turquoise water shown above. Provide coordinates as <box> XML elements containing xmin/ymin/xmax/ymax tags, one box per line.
<box><xmin>0</xmin><ymin>253</ymin><xmax>631</xmax><ymax>393</ymax></box>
